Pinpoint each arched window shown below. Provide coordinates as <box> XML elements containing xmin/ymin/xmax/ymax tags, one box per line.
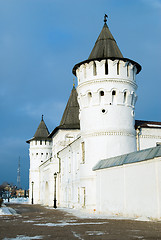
<box><xmin>123</xmin><ymin>91</ymin><xmax>127</xmax><ymax>104</ymax></box>
<box><xmin>112</xmin><ymin>90</ymin><xmax>116</xmax><ymax>104</ymax></box>
<box><xmin>100</xmin><ymin>91</ymin><xmax>104</xmax><ymax>96</ymax></box>
<box><xmin>131</xmin><ymin>92</ymin><xmax>134</xmax><ymax>106</ymax></box>
<box><xmin>105</xmin><ymin>60</ymin><xmax>108</xmax><ymax>75</ymax></box>
<box><xmin>93</xmin><ymin>62</ymin><xmax>97</xmax><ymax>76</ymax></box>
<box><xmin>88</xmin><ymin>92</ymin><xmax>92</xmax><ymax>105</ymax></box>
<box><xmin>117</xmin><ymin>61</ymin><xmax>120</xmax><ymax>75</ymax></box>
<box><xmin>99</xmin><ymin>90</ymin><xmax>105</xmax><ymax>104</ymax></box>
<box><xmin>88</xmin><ymin>92</ymin><xmax>92</xmax><ymax>98</ymax></box>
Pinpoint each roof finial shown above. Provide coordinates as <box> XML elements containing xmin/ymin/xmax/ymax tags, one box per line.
<box><xmin>73</xmin><ymin>77</ymin><xmax>75</xmax><ymax>88</ymax></box>
<box><xmin>104</xmin><ymin>14</ymin><xmax>108</xmax><ymax>24</ymax></box>
<box><xmin>42</xmin><ymin>114</ymin><xmax>44</xmax><ymax>121</ymax></box>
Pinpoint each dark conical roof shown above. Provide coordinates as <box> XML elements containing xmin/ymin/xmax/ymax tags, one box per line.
<box><xmin>26</xmin><ymin>115</ymin><xmax>51</xmax><ymax>143</ymax></box>
<box><xmin>59</xmin><ymin>86</ymin><xmax>80</xmax><ymax>128</ymax></box>
<box><xmin>88</xmin><ymin>23</ymin><xmax>123</xmax><ymax>60</ymax></box>
<box><xmin>72</xmin><ymin>17</ymin><xmax>141</xmax><ymax>75</ymax></box>
<box><xmin>49</xmin><ymin>86</ymin><xmax>80</xmax><ymax>137</ymax></box>
<box><xmin>34</xmin><ymin>115</ymin><xmax>50</xmax><ymax>139</ymax></box>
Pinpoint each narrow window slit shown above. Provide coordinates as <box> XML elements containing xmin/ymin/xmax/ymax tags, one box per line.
<box><xmin>105</xmin><ymin>60</ymin><xmax>108</xmax><ymax>75</ymax></box>
<box><xmin>127</xmin><ymin>63</ymin><xmax>130</xmax><ymax>77</ymax></box>
<box><xmin>93</xmin><ymin>62</ymin><xmax>97</xmax><ymax>76</ymax></box>
<box><xmin>117</xmin><ymin>62</ymin><xmax>120</xmax><ymax>75</ymax></box>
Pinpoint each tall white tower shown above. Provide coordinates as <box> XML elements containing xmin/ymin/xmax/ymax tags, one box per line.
<box><xmin>73</xmin><ymin>15</ymin><xmax>141</xmax><ymax>167</ymax></box>
<box><xmin>26</xmin><ymin>115</ymin><xmax>52</xmax><ymax>204</ymax></box>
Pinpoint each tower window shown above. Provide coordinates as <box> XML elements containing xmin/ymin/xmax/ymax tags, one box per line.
<box><xmin>131</xmin><ymin>93</ymin><xmax>134</xmax><ymax>105</ymax></box>
<box><xmin>112</xmin><ymin>90</ymin><xmax>116</xmax><ymax>104</ymax></box>
<box><xmin>93</xmin><ymin>62</ymin><xmax>97</xmax><ymax>76</ymax></box>
<box><xmin>127</xmin><ymin>63</ymin><xmax>130</xmax><ymax>77</ymax></box>
<box><xmin>100</xmin><ymin>91</ymin><xmax>104</xmax><ymax>96</ymax></box>
<box><xmin>40</xmin><ymin>140</ymin><xmax>42</xmax><ymax>145</ymax></box>
<box><xmin>88</xmin><ymin>92</ymin><xmax>92</xmax><ymax>105</ymax></box>
<box><xmin>88</xmin><ymin>92</ymin><xmax>92</xmax><ymax>97</ymax></box>
<box><xmin>123</xmin><ymin>92</ymin><xmax>127</xmax><ymax>104</ymax></box>
<box><xmin>117</xmin><ymin>61</ymin><xmax>120</xmax><ymax>75</ymax></box>
<box><xmin>105</xmin><ymin>60</ymin><xmax>108</xmax><ymax>75</ymax></box>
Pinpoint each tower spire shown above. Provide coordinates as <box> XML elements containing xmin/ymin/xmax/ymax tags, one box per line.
<box><xmin>17</xmin><ymin>157</ymin><xmax>21</xmax><ymax>189</ymax></box>
<box><xmin>104</xmin><ymin>14</ymin><xmax>108</xmax><ymax>24</ymax></box>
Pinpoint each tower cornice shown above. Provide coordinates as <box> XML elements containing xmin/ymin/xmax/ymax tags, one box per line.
<box><xmin>77</xmin><ymin>78</ymin><xmax>138</xmax><ymax>91</ymax></box>
<box><xmin>73</xmin><ymin>57</ymin><xmax>141</xmax><ymax>76</ymax></box>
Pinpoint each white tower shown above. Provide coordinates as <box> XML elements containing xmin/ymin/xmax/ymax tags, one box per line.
<box><xmin>73</xmin><ymin>15</ymin><xmax>141</xmax><ymax>172</ymax></box>
<box><xmin>27</xmin><ymin>115</ymin><xmax>52</xmax><ymax>204</ymax></box>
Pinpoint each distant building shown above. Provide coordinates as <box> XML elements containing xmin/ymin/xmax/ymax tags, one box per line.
<box><xmin>27</xmin><ymin>16</ymin><xmax>161</xmax><ymax>220</ymax></box>
<box><xmin>16</xmin><ymin>189</ymin><xmax>25</xmax><ymax>197</ymax></box>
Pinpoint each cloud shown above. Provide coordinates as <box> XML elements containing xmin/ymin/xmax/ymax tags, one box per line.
<box><xmin>141</xmin><ymin>0</ymin><xmax>161</xmax><ymax>9</ymax></box>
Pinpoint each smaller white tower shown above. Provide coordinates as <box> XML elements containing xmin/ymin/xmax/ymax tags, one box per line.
<box><xmin>26</xmin><ymin>115</ymin><xmax>52</xmax><ymax>204</ymax></box>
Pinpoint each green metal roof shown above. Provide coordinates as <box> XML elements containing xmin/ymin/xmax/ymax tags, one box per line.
<box><xmin>93</xmin><ymin>146</ymin><xmax>161</xmax><ymax>171</ymax></box>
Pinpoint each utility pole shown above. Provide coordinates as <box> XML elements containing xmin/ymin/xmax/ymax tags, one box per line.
<box><xmin>17</xmin><ymin>157</ymin><xmax>21</xmax><ymax>189</ymax></box>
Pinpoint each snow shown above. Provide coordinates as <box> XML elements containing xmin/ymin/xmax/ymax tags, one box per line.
<box><xmin>0</xmin><ymin>206</ymin><xmax>13</xmax><ymax>216</ymax></box>
<box><xmin>3</xmin><ymin>235</ymin><xmax>43</xmax><ymax>240</ymax></box>
<box><xmin>34</xmin><ymin>221</ymin><xmax>108</xmax><ymax>227</ymax></box>
<box><xmin>0</xmin><ymin>199</ymin><xmax>154</xmax><ymax>222</ymax></box>
<box><xmin>86</xmin><ymin>231</ymin><xmax>105</xmax><ymax>236</ymax></box>
<box><xmin>0</xmin><ymin>198</ymin><xmax>29</xmax><ymax>216</ymax></box>
<box><xmin>71</xmin><ymin>231</ymin><xmax>83</xmax><ymax>240</ymax></box>
<box><xmin>4</xmin><ymin>198</ymin><xmax>29</xmax><ymax>204</ymax></box>
<box><xmin>59</xmin><ymin>208</ymin><xmax>152</xmax><ymax>222</ymax></box>
<box><xmin>147</xmin><ymin>124</ymin><xmax>161</xmax><ymax>128</ymax></box>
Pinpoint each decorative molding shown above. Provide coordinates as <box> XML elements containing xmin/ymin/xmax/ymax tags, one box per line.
<box><xmin>139</xmin><ymin>134</ymin><xmax>161</xmax><ymax>139</ymax></box>
<box><xmin>77</xmin><ymin>78</ymin><xmax>137</xmax><ymax>90</ymax></box>
<box><xmin>82</xmin><ymin>130</ymin><xmax>136</xmax><ymax>138</ymax></box>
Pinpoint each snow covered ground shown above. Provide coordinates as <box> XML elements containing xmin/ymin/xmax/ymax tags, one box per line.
<box><xmin>2</xmin><ymin>236</ymin><xmax>43</xmax><ymax>240</ymax></box>
<box><xmin>46</xmin><ymin>207</ymin><xmax>152</xmax><ymax>222</ymax></box>
<box><xmin>0</xmin><ymin>198</ymin><xmax>29</xmax><ymax>215</ymax></box>
<box><xmin>3</xmin><ymin>197</ymin><xmax>29</xmax><ymax>204</ymax></box>
<box><xmin>0</xmin><ymin>198</ymin><xmax>153</xmax><ymax>221</ymax></box>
